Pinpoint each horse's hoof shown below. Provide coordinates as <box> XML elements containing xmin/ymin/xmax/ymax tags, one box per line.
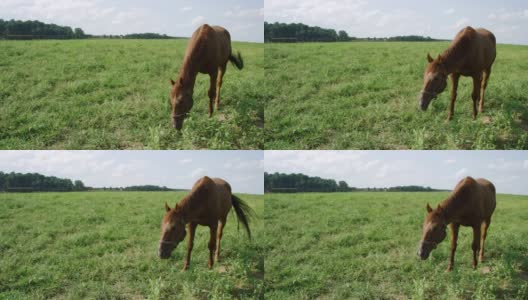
<box><xmin>446</xmin><ymin>266</ymin><xmax>453</xmax><ymax>272</ymax></box>
<box><xmin>182</xmin><ymin>265</ymin><xmax>189</xmax><ymax>271</ymax></box>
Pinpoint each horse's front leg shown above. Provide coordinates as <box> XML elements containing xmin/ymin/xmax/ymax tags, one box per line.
<box><xmin>471</xmin><ymin>75</ymin><xmax>482</xmax><ymax>120</ymax></box>
<box><xmin>183</xmin><ymin>223</ymin><xmax>197</xmax><ymax>271</ymax></box>
<box><xmin>208</xmin><ymin>72</ymin><xmax>218</xmax><ymax>117</ymax></box>
<box><xmin>208</xmin><ymin>225</ymin><xmax>218</xmax><ymax>269</ymax></box>
<box><xmin>447</xmin><ymin>223</ymin><xmax>460</xmax><ymax>272</ymax></box>
<box><xmin>471</xmin><ymin>224</ymin><xmax>481</xmax><ymax>269</ymax></box>
<box><xmin>448</xmin><ymin>73</ymin><xmax>460</xmax><ymax>121</ymax></box>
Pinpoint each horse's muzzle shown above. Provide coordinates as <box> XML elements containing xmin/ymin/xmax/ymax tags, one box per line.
<box><xmin>417</xmin><ymin>249</ymin><xmax>430</xmax><ymax>260</ymax></box>
<box><xmin>158</xmin><ymin>248</ymin><xmax>171</xmax><ymax>259</ymax></box>
<box><xmin>419</xmin><ymin>95</ymin><xmax>431</xmax><ymax>111</ymax></box>
<box><xmin>172</xmin><ymin>117</ymin><xmax>184</xmax><ymax>130</ymax></box>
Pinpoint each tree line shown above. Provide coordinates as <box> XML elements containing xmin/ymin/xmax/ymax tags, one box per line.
<box><xmin>0</xmin><ymin>171</ymin><xmax>181</xmax><ymax>192</ymax></box>
<box><xmin>264</xmin><ymin>22</ymin><xmax>437</xmax><ymax>43</ymax></box>
<box><xmin>0</xmin><ymin>19</ymin><xmax>178</xmax><ymax>40</ymax></box>
<box><xmin>265</xmin><ymin>172</ymin><xmax>353</xmax><ymax>193</ymax></box>
<box><xmin>0</xmin><ymin>19</ymin><xmax>85</xmax><ymax>39</ymax></box>
<box><xmin>0</xmin><ymin>171</ymin><xmax>86</xmax><ymax>192</ymax></box>
<box><xmin>264</xmin><ymin>172</ymin><xmax>438</xmax><ymax>193</ymax></box>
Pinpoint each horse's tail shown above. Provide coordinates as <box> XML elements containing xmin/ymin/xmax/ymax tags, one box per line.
<box><xmin>229</xmin><ymin>51</ymin><xmax>244</xmax><ymax>70</ymax></box>
<box><xmin>231</xmin><ymin>194</ymin><xmax>254</xmax><ymax>239</ymax></box>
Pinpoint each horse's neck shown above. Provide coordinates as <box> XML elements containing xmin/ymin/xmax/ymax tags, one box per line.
<box><xmin>439</xmin><ymin>194</ymin><xmax>463</xmax><ymax>223</ymax></box>
<box><xmin>440</xmin><ymin>41</ymin><xmax>467</xmax><ymax>74</ymax></box>
<box><xmin>178</xmin><ymin>70</ymin><xmax>197</xmax><ymax>92</ymax></box>
<box><xmin>177</xmin><ymin>194</ymin><xmax>194</xmax><ymax>221</ymax></box>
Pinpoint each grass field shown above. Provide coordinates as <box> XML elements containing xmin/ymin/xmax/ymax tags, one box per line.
<box><xmin>265</xmin><ymin>192</ymin><xmax>528</xmax><ymax>299</ymax></box>
<box><xmin>265</xmin><ymin>42</ymin><xmax>528</xmax><ymax>149</ymax></box>
<box><xmin>0</xmin><ymin>192</ymin><xmax>263</xmax><ymax>299</ymax></box>
<box><xmin>0</xmin><ymin>39</ymin><xmax>263</xmax><ymax>149</ymax></box>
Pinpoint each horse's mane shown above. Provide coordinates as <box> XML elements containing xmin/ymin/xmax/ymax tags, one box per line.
<box><xmin>437</xmin><ymin>176</ymin><xmax>475</xmax><ymax>220</ymax></box>
<box><xmin>439</xmin><ymin>27</ymin><xmax>475</xmax><ymax>68</ymax></box>
<box><xmin>178</xmin><ymin>25</ymin><xmax>212</xmax><ymax>85</ymax></box>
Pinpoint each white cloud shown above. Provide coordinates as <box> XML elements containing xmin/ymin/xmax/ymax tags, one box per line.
<box><xmin>191</xmin><ymin>167</ymin><xmax>206</xmax><ymax>179</ymax></box>
<box><xmin>455</xmin><ymin>168</ymin><xmax>468</xmax><ymax>179</ymax></box>
<box><xmin>181</xmin><ymin>6</ymin><xmax>192</xmax><ymax>12</ymax></box>
<box><xmin>179</xmin><ymin>159</ymin><xmax>192</xmax><ymax>164</ymax></box>
<box><xmin>444</xmin><ymin>8</ymin><xmax>455</xmax><ymax>15</ymax></box>
<box><xmin>453</xmin><ymin>17</ymin><xmax>470</xmax><ymax>29</ymax></box>
<box><xmin>444</xmin><ymin>159</ymin><xmax>456</xmax><ymax>164</ymax></box>
<box><xmin>191</xmin><ymin>15</ymin><xmax>205</xmax><ymax>26</ymax></box>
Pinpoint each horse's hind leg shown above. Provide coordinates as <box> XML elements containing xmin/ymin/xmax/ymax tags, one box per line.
<box><xmin>208</xmin><ymin>72</ymin><xmax>218</xmax><ymax>117</ymax></box>
<box><xmin>479</xmin><ymin>218</ymin><xmax>491</xmax><ymax>262</ymax></box>
<box><xmin>215</xmin><ymin>64</ymin><xmax>226</xmax><ymax>110</ymax></box>
<box><xmin>215</xmin><ymin>218</ymin><xmax>226</xmax><ymax>262</ymax></box>
<box><xmin>471</xmin><ymin>225</ymin><xmax>481</xmax><ymax>269</ymax></box>
<box><xmin>471</xmin><ymin>75</ymin><xmax>482</xmax><ymax>120</ymax></box>
<box><xmin>479</xmin><ymin>68</ymin><xmax>491</xmax><ymax>113</ymax></box>
<box><xmin>208</xmin><ymin>225</ymin><xmax>218</xmax><ymax>269</ymax></box>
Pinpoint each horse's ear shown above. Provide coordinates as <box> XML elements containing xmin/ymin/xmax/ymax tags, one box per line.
<box><xmin>427</xmin><ymin>53</ymin><xmax>434</xmax><ymax>63</ymax></box>
<box><xmin>426</xmin><ymin>203</ymin><xmax>433</xmax><ymax>213</ymax></box>
<box><xmin>170</xmin><ymin>79</ymin><xmax>176</xmax><ymax>86</ymax></box>
<box><xmin>164</xmin><ymin>202</ymin><xmax>171</xmax><ymax>212</ymax></box>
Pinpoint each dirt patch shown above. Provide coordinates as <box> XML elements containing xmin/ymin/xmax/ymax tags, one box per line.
<box><xmin>217</xmin><ymin>265</ymin><xmax>228</xmax><ymax>273</ymax></box>
<box><xmin>216</xmin><ymin>113</ymin><xmax>228</xmax><ymax>122</ymax></box>
<box><xmin>481</xmin><ymin>116</ymin><xmax>493</xmax><ymax>124</ymax></box>
<box><xmin>480</xmin><ymin>266</ymin><xmax>492</xmax><ymax>274</ymax></box>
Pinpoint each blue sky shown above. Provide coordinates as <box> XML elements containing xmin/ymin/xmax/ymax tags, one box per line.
<box><xmin>0</xmin><ymin>151</ymin><xmax>264</xmax><ymax>194</ymax></box>
<box><xmin>0</xmin><ymin>0</ymin><xmax>263</xmax><ymax>42</ymax></box>
<box><xmin>265</xmin><ymin>151</ymin><xmax>528</xmax><ymax>195</ymax></box>
<box><xmin>266</xmin><ymin>0</ymin><xmax>528</xmax><ymax>44</ymax></box>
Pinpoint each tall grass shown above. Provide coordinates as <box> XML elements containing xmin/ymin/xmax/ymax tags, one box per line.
<box><xmin>265</xmin><ymin>42</ymin><xmax>528</xmax><ymax>149</ymax></box>
<box><xmin>0</xmin><ymin>39</ymin><xmax>264</xmax><ymax>149</ymax></box>
<box><xmin>264</xmin><ymin>192</ymin><xmax>528</xmax><ymax>299</ymax></box>
<box><xmin>0</xmin><ymin>192</ymin><xmax>264</xmax><ymax>299</ymax></box>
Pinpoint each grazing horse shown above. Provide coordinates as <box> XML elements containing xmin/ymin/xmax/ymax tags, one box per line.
<box><xmin>419</xmin><ymin>26</ymin><xmax>496</xmax><ymax>120</ymax></box>
<box><xmin>417</xmin><ymin>176</ymin><xmax>496</xmax><ymax>271</ymax></box>
<box><xmin>158</xmin><ymin>176</ymin><xmax>253</xmax><ymax>270</ymax></box>
<box><xmin>170</xmin><ymin>24</ymin><xmax>244</xmax><ymax>130</ymax></box>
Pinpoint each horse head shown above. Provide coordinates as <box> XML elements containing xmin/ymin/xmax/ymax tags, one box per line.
<box><xmin>419</xmin><ymin>53</ymin><xmax>448</xmax><ymax>111</ymax></box>
<box><xmin>417</xmin><ymin>203</ymin><xmax>447</xmax><ymax>260</ymax></box>
<box><xmin>158</xmin><ymin>202</ymin><xmax>187</xmax><ymax>259</ymax></box>
<box><xmin>170</xmin><ymin>78</ymin><xmax>194</xmax><ymax>130</ymax></box>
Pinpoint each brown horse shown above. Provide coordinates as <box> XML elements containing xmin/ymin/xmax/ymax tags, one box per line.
<box><xmin>158</xmin><ymin>176</ymin><xmax>253</xmax><ymax>270</ymax></box>
<box><xmin>419</xmin><ymin>26</ymin><xmax>496</xmax><ymax>120</ymax></box>
<box><xmin>170</xmin><ymin>24</ymin><xmax>244</xmax><ymax>130</ymax></box>
<box><xmin>417</xmin><ymin>176</ymin><xmax>496</xmax><ymax>271</ymax></box>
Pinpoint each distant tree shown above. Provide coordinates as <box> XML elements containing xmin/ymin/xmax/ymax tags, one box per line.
<box><xmin>74</xmin><ymin>180</ymin><xmax>85</xmax><ymax>191</ymax></box>
<box><xmin>338</xmin><ymin>30</ymin><xmax>349</xmax><ymax>41</ymax></box>
<box><xmin>74</xmin><ymin>28</ymin><xmax>85</xmax><ymax>38</ymax></box>
<box><xmin>338</xmin><ymin>180</ymin><xmax>349</xmax><ymax>192</ymax></box>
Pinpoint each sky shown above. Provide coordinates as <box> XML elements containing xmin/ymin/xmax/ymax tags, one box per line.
<box><xmin>0</xmin><ymin>0</ymin><xmax>263</xmax><ymax>42</ymax></box>
<box><xmin>265</xmin><ymin>0</ymin><xmax>528</xmax><ymax>45</ymax></box>
<box><xmin>0</xmin><ymin>151</ymin><xmax>264</xmax><ymax>194</ymax></box>
<box><xmin>265</xmin><ymin>151</ymin><xmax>528</xmax><ymax>195</ymax></box>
